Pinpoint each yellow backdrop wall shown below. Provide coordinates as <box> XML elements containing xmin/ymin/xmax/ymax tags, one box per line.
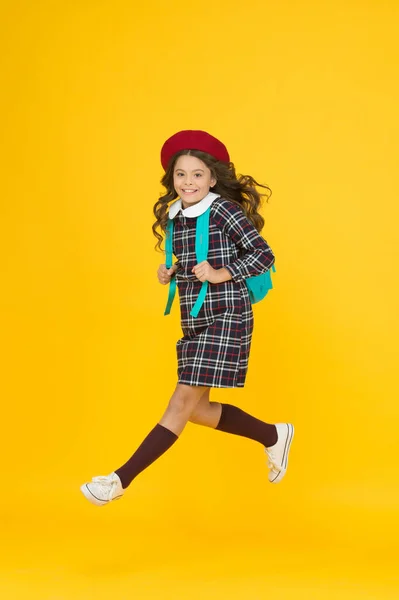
<box><xmin>1</xmin><ymin>1</ymin><xmax>398</xmax><ymax>598</ymax></box>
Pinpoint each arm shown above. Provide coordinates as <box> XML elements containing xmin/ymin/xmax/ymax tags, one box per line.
<box><xmin>215</xmin><ymin>266</ymin><xmax>233</xmax><ymax>283</ymax></box>
<box><xmin>213</xmin><ymin>200</ymin><xmax>275</xmax><ymax>283</ymax></box>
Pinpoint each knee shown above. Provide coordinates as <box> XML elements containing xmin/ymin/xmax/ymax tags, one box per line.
<box><xmin>167</xmin><ymin>394</ymin><xmax>188</xmax><ymax>416</ymax></box>
<box><xmin>189</xmin><ymin>402</ymin><xmax>208</xmax><ymax>424</ymax></box>
<box><xmin>167</xmin><ymin>384</ymin><xmax>205</xmax><ymax>417</ymax></box>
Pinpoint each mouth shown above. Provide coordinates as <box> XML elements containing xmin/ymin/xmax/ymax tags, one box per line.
<box><xmin>181</xmin><ymin>189</ymin><xmax>198</xmax><ymax>195</ymax></box>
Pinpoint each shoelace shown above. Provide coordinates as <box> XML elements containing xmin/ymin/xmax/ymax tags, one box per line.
<box><xmin>92</xmin><ymin>476</ymin><xmax>117</xmax><ymax>500</ymax></box>
<box><xmin>265</xmin><ymin>448</ymin><xmax>282</xmax><ymax>473</ymax></box>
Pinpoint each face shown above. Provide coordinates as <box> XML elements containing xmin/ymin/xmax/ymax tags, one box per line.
<box><xmin>173</xmin><ymin>154</ymin><xmax>216</xmax><ymax>209</ymax></box>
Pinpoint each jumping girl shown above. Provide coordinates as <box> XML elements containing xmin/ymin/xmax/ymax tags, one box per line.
<box><xmin>81</xmin><ymin>130</ymin><xmax>294</xmax><ymax>506</ymax></box>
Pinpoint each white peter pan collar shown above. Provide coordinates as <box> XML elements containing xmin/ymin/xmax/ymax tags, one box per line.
<box><xmin>168</xmin><ymin>191</ymin><xmax>221</xmax><ymax>219</ymax></box>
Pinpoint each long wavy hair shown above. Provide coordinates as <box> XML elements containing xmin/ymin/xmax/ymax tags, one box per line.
<box><xmin>152</xmin><ymin>149</ymin><xmax>272</xmax><ymax>253</ymax></box>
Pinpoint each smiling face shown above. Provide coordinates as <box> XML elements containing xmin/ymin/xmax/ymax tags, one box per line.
<box><xmin>173</xmin><ymin>154</ymin><xmax>217</xmax><ymax>209</ymax></box>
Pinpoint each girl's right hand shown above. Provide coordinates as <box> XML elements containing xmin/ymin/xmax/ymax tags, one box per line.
<box><xmin>158</xmin><ymin>263</ymin><xmax>178</xmax><ymax>285</ymax></box>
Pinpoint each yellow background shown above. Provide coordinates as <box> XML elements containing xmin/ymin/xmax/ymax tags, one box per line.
<box><xmin>1</xmin><ymin>1</ymin><xmax>398</xmax><ymax>598</ymax></box>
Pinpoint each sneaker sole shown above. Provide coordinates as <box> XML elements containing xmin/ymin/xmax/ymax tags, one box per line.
<box><xmin>270</xmin><ymin>423</ymin><xmax>294</xmax><ymax>484</ymax></box>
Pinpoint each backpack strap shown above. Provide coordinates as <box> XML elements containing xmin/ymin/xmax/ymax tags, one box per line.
<box><xmin>164</xmin><ymin>217</ymin><xmax>177</xmax><ymax>316</ymax></box>
<box><xmin>190</xmin><ymin>207</ymin><xmax>211</xmax><ymax>318</ymax></box>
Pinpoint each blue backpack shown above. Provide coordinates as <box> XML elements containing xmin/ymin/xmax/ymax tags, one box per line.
<box><xmin>164</xmin><ymin>205</ymin><xmax>275</xmax><ymax>317</ymax></box>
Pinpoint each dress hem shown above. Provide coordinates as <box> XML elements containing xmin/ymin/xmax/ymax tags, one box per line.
<box><xmin>177</xmin><ymin>378</ymin><xmax>245</xmax><ymax>389</ymax></box>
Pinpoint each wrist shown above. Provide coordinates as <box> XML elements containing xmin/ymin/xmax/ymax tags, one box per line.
<box><xmin>216</xmin><ymin>267</ymin><xmax>232</xmax><ymax>283</ymax></box>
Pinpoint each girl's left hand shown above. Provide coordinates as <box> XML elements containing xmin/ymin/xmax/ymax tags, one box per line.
<box><xmin>192</xmin><ymin>260</ymin><xmax>221</xmax><ymax>284</ymax></box>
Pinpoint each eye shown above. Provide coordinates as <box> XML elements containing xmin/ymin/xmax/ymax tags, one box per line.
<box><xmin>175</xmin><ymin>172</ymin><xmax>184</xmax><ymax>177</ymax></box>
<box><xmin>195</xmin><ymin>173</ymin><xmax>202</xmax><ymax>177</ymax></box>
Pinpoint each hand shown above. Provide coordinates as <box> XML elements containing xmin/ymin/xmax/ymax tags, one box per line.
<box><xmin>158</xmin><ymin>263</ymin><xmax>178</xmax><ymax>285</ymax></box>
<box><xmin>191</xmin><ymin>260</ymin><xmax>221</xmax><ymax>284</ymax></box>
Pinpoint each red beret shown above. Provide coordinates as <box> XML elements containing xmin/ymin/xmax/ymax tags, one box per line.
<box><xmin>161</xmin><ymin>130</ymin><xmax>230</xmax><ymax>171</ymax></box>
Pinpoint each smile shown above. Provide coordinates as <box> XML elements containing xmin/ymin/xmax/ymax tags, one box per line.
<box><xmin>182</xmin><ymin>189</ymin><xmax>198</xmax><ymax>194</ymax></box>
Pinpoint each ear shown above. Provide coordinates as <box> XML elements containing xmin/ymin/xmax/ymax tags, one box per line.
<box><xmin>210</xmin><ymin>176</ymin><xmax>217</xmax><ymax>188</ymax></box>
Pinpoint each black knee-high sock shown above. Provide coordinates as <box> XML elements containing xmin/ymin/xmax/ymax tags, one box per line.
<box><xmin>115</xmin><ymin>424</ymin><xmax>178</xmax><ymax>489</ymax></box>
<box><xmin>215</xmin><ymin>404</ymin><xmax>277</xmax><ymax>447</ymax></box>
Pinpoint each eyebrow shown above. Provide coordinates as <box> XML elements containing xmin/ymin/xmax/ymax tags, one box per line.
<box><xmin>174</xmin><ymin>168</ymin><xmax>205</xmax><ymax>173</ymax></box>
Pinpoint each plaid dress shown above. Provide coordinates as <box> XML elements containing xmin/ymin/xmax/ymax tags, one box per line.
<box><xmin>170</xmin><ymin>195</ymin><xmax>275</xmax><ymax>388</ymax></box>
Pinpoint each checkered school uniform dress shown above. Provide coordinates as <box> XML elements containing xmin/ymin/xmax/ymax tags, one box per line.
<box><xmin>168</xmin><ymin>192</ymin><xmax>275</xmax><ymax>388</ymax></box>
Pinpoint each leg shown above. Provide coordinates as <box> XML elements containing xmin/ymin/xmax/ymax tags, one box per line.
<box><xmin>189</xmin><ymin>388</ymin><xmax>222</xmax><ymax>428</ymax></box>
<box><xmin>81</xmin><ymin>383</ymin><xmax>207</xmax><ymax>505</ymax></box>
<box><xmin>189</xmin><ymin>389</ymin><xmax>278</xmax><ymax>447</ymax></box>
<box><xmin>114</xmin><ymin>383</ymin><xmax>206</xmax><ymax>488</ymax></box>
<box><xmin>189</xmin><ymin>389</ymin><xmax>294</xmax><ymax>484</ymax></box>
<box><xmin>159</xmin><ymin>383</ymin><xmax>209</xmax><ymax>435</ymax></box>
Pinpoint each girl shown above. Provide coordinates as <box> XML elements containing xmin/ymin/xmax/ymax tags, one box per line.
<box><xmin>81</xmin><ymin>130</ymin><xmax>294</xmax><ymax>506</ymax></box>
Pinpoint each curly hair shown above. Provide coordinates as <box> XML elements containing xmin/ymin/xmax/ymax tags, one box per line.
<box><xmin>152</xmin><ymin>149</ymin><xmax>272</xmax><ymax>253</ymax></box>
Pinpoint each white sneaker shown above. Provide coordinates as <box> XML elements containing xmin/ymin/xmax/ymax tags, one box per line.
<box><xmin>80</xmin><ymin>472</ymin><xmax>125</xmax><ymax>506</ymax></box>
<box><xmin>265</xmin><ymin>423</ymin><xmax>294</xmax><ymax>484</ymax></box>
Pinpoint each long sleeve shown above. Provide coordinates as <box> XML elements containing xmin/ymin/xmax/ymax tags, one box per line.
<box><xmin>213</xmin><ymin>200</ymin><xmax>275</xmax><ymax>283</ymax></box>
